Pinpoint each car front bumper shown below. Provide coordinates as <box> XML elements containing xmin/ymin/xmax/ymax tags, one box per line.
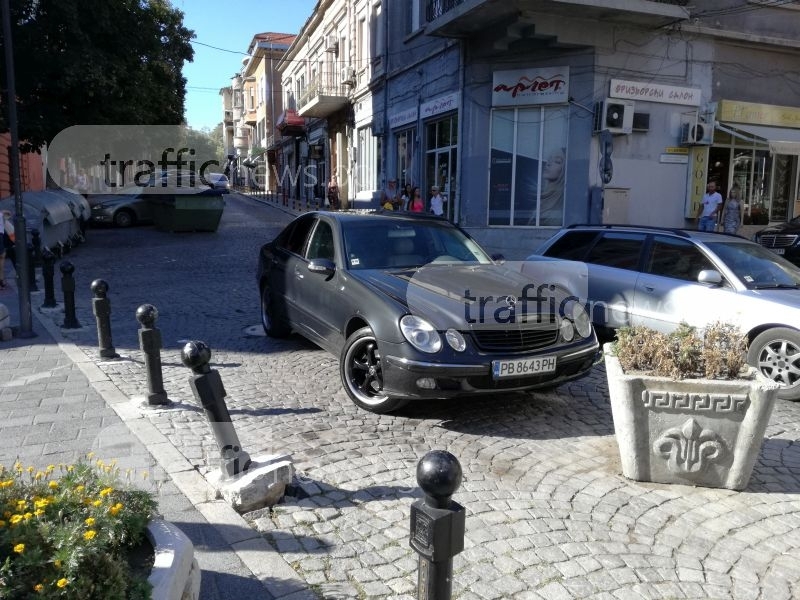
<box><xmin>381</xmin><ymin>340</ymin><xmax>601</xmax><ymax>400</ymax></box>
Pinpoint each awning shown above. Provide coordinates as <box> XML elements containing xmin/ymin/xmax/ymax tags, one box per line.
<box><xmin>717</xmin><ymin>122</ymin><xmax>800</xmax><ymax>155</ymax></box>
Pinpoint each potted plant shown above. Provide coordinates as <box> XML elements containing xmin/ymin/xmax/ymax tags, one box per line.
<box><xmin>604</xmin><ymin>321</ymin><xmax>780</xmax><ymax>490</ymax></box>
<box><xmin>0</xmin><ymin>454</ymin><xmax>199</xmax><ymax>600</ymax></box>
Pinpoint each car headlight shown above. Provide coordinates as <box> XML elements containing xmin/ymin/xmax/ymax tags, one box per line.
<box><xmin>445</xmin><ymin>328</ymin><xmax>466</xmax><ymax>352</ymax></box>
<box><xmin>559</xmin><ymin>318</ymin><xmax>575</xmax><ymax>342</ymax></box>
<box><xmin>400</xmin><ymin>315</ymin><xmax>442</xmax><ymax>353</ymax></box>
<box><xmin>566</xmin><ymin>301</ymin><xmax>592</xmax><ymax>339</ymax></box>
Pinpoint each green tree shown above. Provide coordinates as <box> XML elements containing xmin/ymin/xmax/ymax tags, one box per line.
<box><xmin>0</xmin><ymin>0</ymin><xmax>195</xmax><ymax>152</ymax></box>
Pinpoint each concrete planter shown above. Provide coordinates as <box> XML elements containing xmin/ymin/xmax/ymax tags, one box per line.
<box><xmin>604</xmin><ymin>343</ymin><xmax>779</xmax><ymax>490</ymax></box>
<box><xmin>147</xmin><ymin>519</ymin><xmax>201</xmax><ymax>600</ymax></box>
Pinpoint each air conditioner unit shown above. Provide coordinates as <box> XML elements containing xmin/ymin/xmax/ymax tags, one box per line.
<box><xmin>325</xmin><ymin>34</ymin><xmax>338</xmax><ymax>53</ymax></box>
<box><xmin>594</xmin><ymin>99</ymin><xmax>634</xmax><ymax>135</ymax></box>
<box><xmin>340</xmin><ymin>66</ymin><xmax>355</xmax><ymax>85</ymax></box>
<box><xmin>680</xmin><ymin>111</ymin><xmax>714</xmax><ymax>145</ymax></box>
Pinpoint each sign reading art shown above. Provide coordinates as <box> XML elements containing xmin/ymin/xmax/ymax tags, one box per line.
<box><xmin>610</xmin><ymin>79</ymin><xmax>701</xmax><ymax>106</ymax></box>
<box><xmin>421</xmin><ymin>92</ymin><xmax>459</xmax><ymax>120</ymax></box>
<box><xmin>492</xmin><ymin>67</ymin><xmax>569</xmax><ymax>107</ymax></box>
<box><xmin>389</xmin><ymin>107</ymin><xmax>418</xmax><ymax>129</ymax></box>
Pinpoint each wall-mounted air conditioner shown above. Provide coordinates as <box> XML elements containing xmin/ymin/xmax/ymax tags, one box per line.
<box><xmin>680</xmin><ymin>110</ymin><xmax>714</xmax><ymax>145</ymax></box>
<box><xmin>325</xmin><ymin>34</ymin><xmax>338</xmax><ymax>53</ymax></box>
<box><xmin>340</xmin><ymin>66</ymin><xmax>355</xmax><ymax>85</ymax></box>
<box><xmin>593</xmin><ymin>99</ymin><xmax>634</xmax><ymax>135</ymax></box>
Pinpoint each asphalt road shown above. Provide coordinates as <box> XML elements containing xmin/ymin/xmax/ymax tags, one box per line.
<box><xmin>24</xmin><ymin>192</ymin><xmax>800</xmax><ymax>600</ymax></box>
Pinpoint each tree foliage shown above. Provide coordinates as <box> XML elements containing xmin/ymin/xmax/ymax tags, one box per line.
<box><xmin>0</xmin><ymin>0</ymin><xmax>195</xmax><ymax>152</ymax></box>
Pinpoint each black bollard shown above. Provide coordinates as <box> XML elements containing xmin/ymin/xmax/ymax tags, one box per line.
<box><xmin>136</xmin><ymin>304</ymin><xmax>170</xmax><ymax>406</ymax></box>
<box><xmin>26</xmin><ymin>243</ymin><xmax>38</xmax><ymax>291</ymax></box>
<box><xmin>91</xmin><ymin>279</ymin><xmax>119</xmax><ymax>359</ymax></box>
<box><xmin>60</xmin><ymin>261</ymin><xmax>80</xmax><ymax>329</ymax></box>
<box><xmin>181</xmin><ymin>340</ymin><xmax>252</xmax><ymax>478</ymax></box>
<box><xmin>41</xmin><ymin>250</ymin><xmax>57</xmax><ymax>308</ymax></box>
<box><xmin>31</xmin><ymin>229</ymin><xmax>42</xmax><ymax>267</ymax></box>
<box><xmin>409</xmin><ymin>450</ymin><xmax>466</xmax><ymax>600</ymax></box>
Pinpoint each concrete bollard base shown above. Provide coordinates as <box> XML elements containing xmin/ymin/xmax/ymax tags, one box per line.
<box><xmin>207</xmin><ymin>453</ymin><xmax>294</xmax><ymax>513</ymax></box>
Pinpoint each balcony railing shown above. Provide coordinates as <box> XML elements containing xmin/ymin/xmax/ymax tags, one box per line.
<box><xmin>297</xmin><ymin>75</ymin><xmax>349</xmax><ymax>118</ymax></box>
<box><xmin>426</xmin><ymin>0</ymin><xmax>689</xmax><ymax>21</ymax></box>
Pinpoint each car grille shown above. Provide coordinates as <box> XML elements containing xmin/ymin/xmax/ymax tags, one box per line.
<box><xmin>758</xmin><ymin>234</ymin><xmax>798</xmax><ymax>248</ymax></box>
<box><xmin>470</xmin><ymin>322</ymin><xmax>559</xmax><ymax>352</ymax></box>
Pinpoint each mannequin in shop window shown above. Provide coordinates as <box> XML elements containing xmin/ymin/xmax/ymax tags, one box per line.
<box><xmin>529</xmin><ymin>147</ymin><xmax>566</xmax><ymax>226</ymax></box>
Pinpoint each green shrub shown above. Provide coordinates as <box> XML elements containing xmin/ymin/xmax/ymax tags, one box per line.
<box><xmin>613</xmin><ymin>321</ymin><xmax>748</xmax><ymax>380</ymax></box>
<box><xmin>0</xmin><ymin>455</ymin><xmax>157</xmax><ymax>600</ymax></box>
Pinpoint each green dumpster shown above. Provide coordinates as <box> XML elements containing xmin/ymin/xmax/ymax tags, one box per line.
<box><xmin>152</xmin><ymin>193</ymin><xmax>225</xmax><ymax>232</ymax></box>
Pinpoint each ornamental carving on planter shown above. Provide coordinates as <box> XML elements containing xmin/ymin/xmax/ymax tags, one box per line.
<box><xmin>605</xmin><ymin>322</ymin><xmax>780</xmax><ymax>490</ymax></box>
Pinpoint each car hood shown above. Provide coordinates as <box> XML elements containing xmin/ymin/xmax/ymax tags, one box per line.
<box><xmin>359</xmin><ymin>263</ymin><xmax>575</xmax><ymax>330</ymax></box>
<box><xmin>757</xmin><ymin>221</ymin><xmax>800</xmax><ymax>235</ymax></box>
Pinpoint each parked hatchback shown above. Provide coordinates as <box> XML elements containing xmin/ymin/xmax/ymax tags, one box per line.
<box><xmin>257</xmin><ymin>212</ymin><xmax>600</xmax><ymax>413</ymax></box>
<box><xmin>527</xmin><ymin>224</ymin><xmax>800</xmax><ymax>401</ymax></box>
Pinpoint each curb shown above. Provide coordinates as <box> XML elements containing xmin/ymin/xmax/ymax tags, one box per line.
<box><xmin>147</xmin><ymin>518</ymin><xmax>201</xmax><ymax>600</ymax></box>
<box><xmin>29</xmin><ymin>305</ymin><xmax>316</xmax><ymax>600</ymax></box>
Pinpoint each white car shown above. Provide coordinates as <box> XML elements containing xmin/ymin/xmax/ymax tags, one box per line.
<box><xmin>526</xmin><ymin>225</ymin><xmax>800</xmax><ymax>400</ymax></box>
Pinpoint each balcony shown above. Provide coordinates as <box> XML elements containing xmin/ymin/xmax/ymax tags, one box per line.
<box><xmin>233</xmin><ymin>136</ymin><xmax>249</xmax><ymax>149</ymax></box>
<box><xmin>244</xmin><ymin>107</ymin><xmax>257</xmax><ymax>126</ymax></box>
<box><xmin>264</xmin><ymin>134</ymin><xmax>276</xmax><ymax>149</ymax></box>
<box><xmin>425</xmin><ymin>0</ymin><xmax>690</xmax><ymax>38</ymax></box>
<box><xmin>276</xmin><ymin>109</ymin><xmax>306</xmax><ymax>136</ymax></box>
<box><xmin>297</xmin><ymin>76</ymin><xmax>349</xmax><ymax>119</ymax></box>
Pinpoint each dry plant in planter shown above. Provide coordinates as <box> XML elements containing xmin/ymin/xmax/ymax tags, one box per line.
<box><xmin>605</xmin><ymin>321</ymin><xmax>779</xmax><ymax>490</ymax></box>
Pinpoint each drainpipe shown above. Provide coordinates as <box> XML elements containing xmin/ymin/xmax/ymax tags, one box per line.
<box><xmin>455</xmin><ymin>40</ymin><xmax>465</xmax><ymax>225</ymax></box>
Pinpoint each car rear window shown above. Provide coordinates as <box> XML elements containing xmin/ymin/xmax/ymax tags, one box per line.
<box><xmin>542</xmin><ymin>231</ymin><xmax>598</xmax><ymax>260</ymax></box>
<box><xmin>584</xmin><ymin>232</ymin><xmax>646</xmax><ymax>270</ymax></box>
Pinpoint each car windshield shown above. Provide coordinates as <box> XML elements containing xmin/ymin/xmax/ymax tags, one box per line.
<box><xmin>342</xmin><ymin>220</ymin><xmax>493</xmax><ymax>270</ymax></box>
<box><xmin>706</xmin><ymin>241</ymin><xmax>800</xmax><ymax>289</ymax></box>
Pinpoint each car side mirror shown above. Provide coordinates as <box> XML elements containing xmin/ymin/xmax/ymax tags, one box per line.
<box><xmin>308</xmin><ymin>258</ymin><xmax>336</xmax><ymax>278</ymax></box>
<box><xmin>697</xmin><ymin>269</ymin><xmax>723</xmax><ymax>285</ymax></box>
<box><xmin>492</xmin><ymin>253</ymin><xmax>505</xmax><ymax>264</ymax></box>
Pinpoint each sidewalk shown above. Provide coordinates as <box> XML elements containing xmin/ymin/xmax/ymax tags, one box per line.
<box><xmin>0</xmin><ymin>273</ymin><xmax>315</xmax><ymax>600</ymax></box>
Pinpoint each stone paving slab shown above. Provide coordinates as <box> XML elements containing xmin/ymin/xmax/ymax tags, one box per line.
<box><xmin>6</xmin><ymin>193</ymin><xmax>800</xmax><ymax>599</ymax></box>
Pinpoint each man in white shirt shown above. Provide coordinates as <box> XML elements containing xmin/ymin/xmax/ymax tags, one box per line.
<box><xmin>696</xmin><ymin>181</ymin><xmax>723</xmax><ymax>232</ymax></box>
<box><xmin>429</xmin><ymin>185</ymin><xmax>447</xmax><ymax>217</ymax></box>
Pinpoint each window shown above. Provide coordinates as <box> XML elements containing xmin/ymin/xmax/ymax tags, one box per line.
<box><xmin>396</xmin><ymin>128</ymin><xmax>415</xmax><ymax>188</ymax></box>
<box><xmin>488</xmin><ymin>106</ymin><xmax>568</xmax><ymax>227</ymax></box>
<box><xmin>355</xmin><ymin>126</ymin><xmax>381</xmax><ymax>194</ymax></box>
<box><xmin>425</xmin><ymin>115</ymin><xmax>457</xmax><ymax>220</ymax></box>
<box><xmin>584</xmin><ymin>232</ymin><xmax>645</xmax><ymax>270</ymax></box>
<box><xmin>306</xmin><ymin>221</ymin><xmax>335</xmax><ymax>261</ymax></box>
<box><xmin>542</xmin><ymin>231</ymin><xmax>599</xmax><ymax>260</ymax></box>
<box><xmin>645</xmin><ymin>236</ymin><xmax>713</xmax><ymax>282</ymax></box>
<box><xmin>279</xmin><ymin>216</ymin><xmax>316</xmax><ymax>255</ymax></box>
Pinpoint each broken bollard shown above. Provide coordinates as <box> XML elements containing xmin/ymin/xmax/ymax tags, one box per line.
<box><xmin>91</xmin><ymin>279</ymin><xmax>119</xmax><ymax>359</ymax></box>
<box><xmin>136</xmin><ymin>304</ymin><xmax>170</xmax><ymax>406</ymax></box>
<box><xmin>410</xmin><ymin>450</ymin><xmax>466</xmax><ymax>600</ymax></box>
<box><xmin>41</xmin><ymin>249</ymin><xmax>57</xmax><ymax>308</ymax></box>
<box><xmin>60</xmin><ymin>261</ymin><xmax>80</xmax><ymax>329</ymax></box>
<box><xmin>181</xmin><ymin>340</ymin><xmax>252</xmax><ymax>478</ymax></box>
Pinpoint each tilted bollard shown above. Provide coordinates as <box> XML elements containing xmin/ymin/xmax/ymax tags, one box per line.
<box><xmin>27</xmin><ymin>243</ymin><xmax>38</xmax><ymax>291</ymax></box>
<box><xmin>41</xmin><ymin>250</ymin><xmax>57</xmax><ymax>308</ymax></box>
<box><xmin>31</xmin><ymin>229</ymin><xmax>42</xmax><ymax>267</ymax></box>
<box><xmin>409</xmin><ymin>450</ymin><xmax>466</xmax><ymax>600</ymax></box>
<box><xmin>60</xmin><ymin>261</ymin><xmax>81</xmax><ymax>329</ymax></box>
<box><xmin>135</xmin><ymin>304</ymin><xmax>170</xmax><ymax>406</ymax></box>
<box><xmin>91</xmin><ymin>279</ymin><xmax>119</xmax><ymax>359</ymax></box>
<box><xmin>181</xmin><ymin>340</ymin><xmax>252</xmax><ymax>478</ymax></box>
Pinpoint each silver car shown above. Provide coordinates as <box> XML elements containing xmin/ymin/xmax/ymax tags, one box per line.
<box><xmin>526</xmin><ymin>225</ymin><xmax>800</xmax><ymax>400</ymax></box>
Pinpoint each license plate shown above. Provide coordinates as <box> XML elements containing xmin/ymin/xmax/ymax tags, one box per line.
<box><xmin>772</xmin><ymin>248</ymin><xmax>785</xmax><ymax>255</ymax></box>
<box><xmin>492</xmin><ymin>355</ymin><xmax>557</xmax><ymax>379</ymax></box>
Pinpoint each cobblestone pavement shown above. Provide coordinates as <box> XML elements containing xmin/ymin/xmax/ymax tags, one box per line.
<box><xmin>22</xmin><ymin>193</ymin><xmax>800</xmax><ymax>599</ymax></box>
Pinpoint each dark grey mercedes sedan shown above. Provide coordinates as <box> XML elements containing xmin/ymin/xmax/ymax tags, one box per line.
<box><xmin>257</xmin><ymin>211</ymin><xmax>600</xmax><ymax>413</ymax></box>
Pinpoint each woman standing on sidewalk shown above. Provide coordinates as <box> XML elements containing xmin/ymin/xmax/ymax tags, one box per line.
<box><xmin>0</xmin><ymin>210</ymin><xmax>14</xmax><ymax>289</ymax></box>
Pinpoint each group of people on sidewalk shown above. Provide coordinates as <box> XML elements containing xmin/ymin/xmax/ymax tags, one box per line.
<box><xmin>380</xmin><ymin>179</ymin><xmax>448</xmax><ymax>216</ymax></box>
<box><xmin>696</xmin><ymin>180</ymin><xmax>742</xmax><ymax>234</ymax></box>
<box><xmin>0</xmin><ymin>209</ymin><xmax>15</xmax><ymax>290</ymax></box>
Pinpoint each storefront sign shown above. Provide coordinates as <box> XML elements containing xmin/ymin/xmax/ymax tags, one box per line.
<box><xmin>660</xmin><ymin>154</ymin><xmax>689</xmax><ymax>164</ymax></box>
<box><xmin>665</xmin><ymin>147</ymin><xmax>689</xmax><ymax>154</ymax></box>
<box><xmin>421</xmin><ymin>92</ymin><xmax>459</xmax><ymax>119</ymax></box>
<box><xmin>718</xmin><ymin>99</ymin><xmax>800</xmax><ymax>128</ymax></box>
<box><xmin>389</xmin><ymin>107</ymin><xmax>418</xmax><ymax>129</ymax></box>
<box><xmin>492</xmin><ymin>67</ymin><xmax>569</xmax><ymax>107</ymax></box>
<box><xmin>610</xmin><ymin>79</ymin><xmax>701</xmax><ymax>106</ymax></box>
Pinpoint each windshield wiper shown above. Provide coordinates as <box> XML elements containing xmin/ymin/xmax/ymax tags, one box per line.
<box><xmin>752</xmin><ymin>283</ymin><xmax>800</xmax><ymax>290</ymax></box>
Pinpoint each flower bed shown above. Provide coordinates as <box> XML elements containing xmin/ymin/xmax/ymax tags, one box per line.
<box><xmin>0</xmin><ymin>455</ymin><xmax>157</xmax><ymax>599</ymax></box>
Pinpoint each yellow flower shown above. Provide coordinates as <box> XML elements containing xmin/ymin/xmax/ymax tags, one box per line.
<box><xmin>34</xmin><ymin>583</ymin><xmax>43</xmax><ymax>592</ymax></box>
<box><xmin>66</xmin><ymin>465</ymin><xmax>74</xmax><ymax>472</ymax></box>
<box><xmin>13</xmin><ymin>543</ymin><xmax>24</xmax><ymax>553</ymax></box>
<box><xmin>10</xmin><ymin>514</ymin><xmax>22</xmax><ymax>525</ymax></box>
<box><xmin>48</xmin><ymin>481</ymin><xmax>58</xmax><ymax>489</ymax></box>
<box><xmin>34</xmin><ymin>471</ymin><xmax>43</xmax><ymax>480</ymax></box>
<box><xmin>34</xmin><ymin>498</ymin><xmax>49</xmax><ymax>510</ymax></box>
<box><xmin>0</xmin><ymin>480</ymin><xmax>13</xmax><ymax>489</ymax></box>
<box><xmin>16</xmin><ymin>500</ymin><xmax>27</xmax><ymax>510</ymax></box>
<box><xmin>83</xmin><ymin>530</ymin><xmax>96</xmax><ymax>541</ymax></box>
<box><xmin>86</xmin><ymin>452</ymin><xmax>95</xmax><ymax>459</ymax></box>
<box><xmin>109</xmin><ymin>502</ymin><xmax>123</xmax><ymax>516</ymax></box>
<box><xmin>85</xmin><ymin>517</ymin><xmax>95</xmax><ymax>526</ymax></box>
<box><xmin>92</xmin><ymin>500</ymin><xmax>102</xmax><ymax>508</ymax></box>
<box><xmin>54</xmin><ymin>559</ymin><xmax>62</xmax><ymax>569</ymax></box>
<box><xmin>27</xmin><ymin>466</ymin><xmax>34</xmax><ymax>473</ymax></box>
<box><xmin>23</xmin><ymin>512</ymin><xmax>33</xmax><ymax>521</ymax></box>
<box><xmin>56</xmin><ymin>578</ymin><xmax>68</xmax><ymax>588</ymax></box>
<box><xmin>33</xmin><ymin>509</ymin><xmax>44</xmax><ymax>517</ymax></box>
<box><xmin>75</xmin><ymin>485</ymin><xmax>84</xmax><ymax>493</ymax></box>
<box><xmin>99</xmin><ymin>487</ymin><xmax>113</xmax><ymax>497</ymax></box>
<box><xmin>0</xmin><ymin>520</ymin><xmax>6</xmax><ymax>528</ymax></box>
<box><xmin>45</xmin><ymin>465</ymin><xmax>55</xmax><ymax>473</ymax></box>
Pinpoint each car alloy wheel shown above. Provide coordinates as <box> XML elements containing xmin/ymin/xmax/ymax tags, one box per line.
<box><xmin>113</xmin><ymin>209</ymin><xmax>135</xmax><ymax>228</ymax></box>
<box><xmin>748</xmin><ymin>327</ymin><xmax>800</xmax><ymax>401</ymax></box>
<box><xmin>260</xmin><ymin>285</ymin><xmax>290</xmax><ymax>338</ymax></box>
<box><xmin>340</xmin><ymin>327</ymin><xmax>407</xmax><ymax>413</ymax></box>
